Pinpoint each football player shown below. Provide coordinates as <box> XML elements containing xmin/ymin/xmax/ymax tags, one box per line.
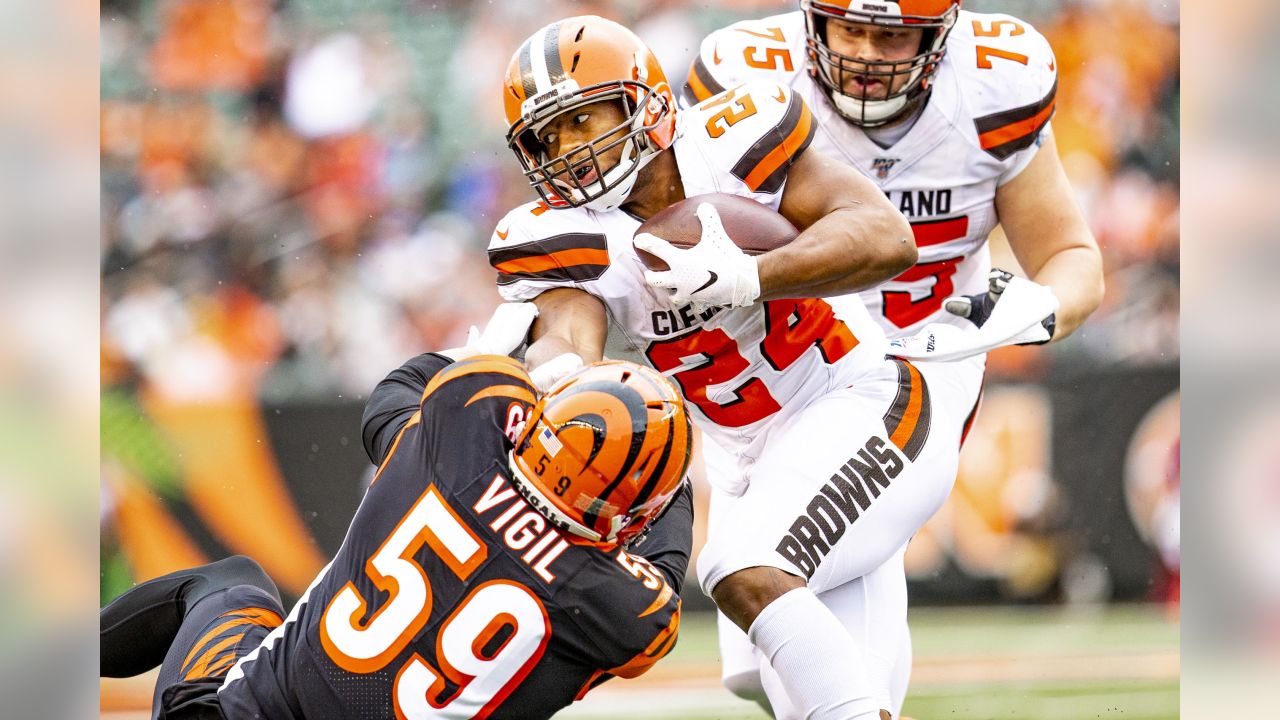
<box><xmin>100</xmin><ymin>303</ymin><xmax>697</xmax><ymax>719</ymax></box>
<box><xmin>682</xmin><ymin>1</ymin><xmax>1104</xmax><ymax>711</ymax></box>
<box><xmin>489</xmin><ymin>15</ymin><xmax>983</xmax><ymax>720</ymax></box>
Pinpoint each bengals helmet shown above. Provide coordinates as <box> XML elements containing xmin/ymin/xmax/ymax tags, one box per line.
<box><xmin>508</xmin><ymin>361</ymin><xmax>692</xmax><ymax>546</ymax></box>
<box><xmin>503</xmin><ymin>16</ymin><xmax>677</xmax><ymax>212</ymax></box>
<box><xmin>802</xmin><ymin>0</ymin><xmax>961</xmax><ymax>126</ymax></box>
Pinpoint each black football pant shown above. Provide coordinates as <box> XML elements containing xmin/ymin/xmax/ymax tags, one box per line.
<box><xmin>100</xmin><ymin>556</ymin><xmax>285</xmax><ymax>719</ymax></box>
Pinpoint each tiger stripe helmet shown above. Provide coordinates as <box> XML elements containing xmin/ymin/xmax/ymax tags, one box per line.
<box><xmin>509</xmin><ymin>361</ymin><xmax>692</xmax><ymax>546</ymax></box>
<box><xmin>503</xmin><ymin>16</ymin><xmax>677</xmax><ymax>212</ymax></box>
<box><xmin>802</xmin><ymin>0</ymin><xmax>961</xmax><ymax>126</ymax></box>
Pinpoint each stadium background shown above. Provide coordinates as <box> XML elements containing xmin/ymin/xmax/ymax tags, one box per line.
<box><xmin>99</xmin><ymin>0</ymin><xmax>1179</xmax><ymax>717</ymax></box>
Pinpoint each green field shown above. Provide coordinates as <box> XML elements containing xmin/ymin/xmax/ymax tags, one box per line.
<box><xmin>560</xmin><ymin>604</ymin><xmax>1179</xmax><ymax>720</ymax></box>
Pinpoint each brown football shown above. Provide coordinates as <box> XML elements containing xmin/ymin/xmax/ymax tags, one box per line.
<box><xmin>633</xmin><ymin>193</ymin><xmax>798</xmax><ymax>271</ymax></box>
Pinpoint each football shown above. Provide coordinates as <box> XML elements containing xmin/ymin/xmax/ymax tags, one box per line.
<box><xmin>633</xmin><ymin>193</ymin><xmax>798</xmax><ymax>271</ymax></box>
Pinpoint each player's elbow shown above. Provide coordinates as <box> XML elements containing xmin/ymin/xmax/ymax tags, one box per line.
<box><xmin>870</xmin><ymin>213</ymin><xmax>917</xmax><ymax>280</ymax></box>
<box><xmin>1074</xmin><ymin>243</ymin><xmax>1107</xmax><ymax>318</ymax></box>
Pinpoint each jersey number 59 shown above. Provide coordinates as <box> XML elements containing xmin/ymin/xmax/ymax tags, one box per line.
<box><xmin>320</xmin><ymin>485</ymin><xmax>551</xmax><ymax>719</ymax></box>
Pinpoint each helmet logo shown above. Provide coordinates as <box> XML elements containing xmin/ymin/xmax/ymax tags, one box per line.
<box><xmin>521</xmin><ymin>79</ymin><xmax>582</xmax><ymax>118</ymax></box>
<box><xmin>872</xmin><ymin>157</ymin><xmax>900</xmax><ymax>179</ymax></box>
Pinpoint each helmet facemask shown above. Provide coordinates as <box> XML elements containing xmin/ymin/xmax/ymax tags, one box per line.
<box><xmin>803</xmin><ymin>1</ymin><xmax>958</xmax><ymax>127</ymax></box>
<box><xmin>506</xmin><ymin>79</ymin><xmax>672</xmax><ymax>212</ymax></box>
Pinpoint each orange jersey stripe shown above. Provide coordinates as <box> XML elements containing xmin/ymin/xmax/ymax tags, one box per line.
<box><xmin>179</xmin><ymin>611</ymin><xmax>275</xmax><ymax>670</ymax></box>
<box><xmin>685</xmin><ymin>63</ymin><xmax>714</xmax><ymax>102</ymax></box>
<box><xmin>492</xmin><ymin>247</ymin><xmax>611</xmax><ymax>276</ymax></box>
<box><xmin>184</xmin><ymin>632</ymin><xmax>246</xmax><ymax>680</ymax></box>
<box><xmin>465</xmin><ymin>384</ymin><xmax>536</xmax><ymax>407</ymax></box>
<box><xmin>743</xmin><ymin>102</ymin><xmax>813</xmax><ymax>191</ymax></box>
<box><xmin>889</xmin><ymin>363</ymin><xmax>925</xmax><ymax>451</ymax></box>
<box><xmin>370</xmin><ymin>410</ymin><xmax>421</xmax><ymax>486</ymax></box>
<box><xmin>420</xmin><ymin>356</ymin><xmax>530</xmax><ymax>405</ymax></box>
<box><xmin>979</xmin><ymin>99</ymin><xmax>1056</xmax><ymax>150</ymax></box>
<box><xmin>608</xmin><ymin>602</ymin><xmax>681</xmax><ymax>679</ymax></box>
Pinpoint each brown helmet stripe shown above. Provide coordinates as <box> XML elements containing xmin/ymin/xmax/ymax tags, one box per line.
<box><xmin>517</xmin><ymin>37</ymin><xmax>537</xmax><ymax>97</ymax></box>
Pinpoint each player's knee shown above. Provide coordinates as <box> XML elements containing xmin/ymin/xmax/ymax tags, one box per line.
<box><xmin>204</xmin><ymin>556</ymin><xmax>279</xmax><ymax>603</ymax></box>
<box><xmin>711</xmin><ymin>566</ymin><xmax>806</xmax><ymax>633</ymax></box>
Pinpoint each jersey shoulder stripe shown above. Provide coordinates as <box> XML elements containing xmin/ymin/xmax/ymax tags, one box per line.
<box><xmin>489</xmin><ymin>232</ymin><xmax>609</xmax><ymax>285</ymax></box>
<box><xmin>420</xmin><ymin>356</ymin><xmax>532</xmax><ymax>406</ymax></box>
<box><xmin>683</xmin><ymin>52</ymin><xmax>727</xmax><ymax>106</ymax></box>
<box><xmin>974</xmin><ymin>76</ymin><xmax>1057</xmax><ymax>160</ymax></box>
<box><xmin>729</xmin><ymin>87</ymin><xmax>816</xmax><ymax>194</ymax></box>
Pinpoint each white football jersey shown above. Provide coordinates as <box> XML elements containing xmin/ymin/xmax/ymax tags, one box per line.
<box><xmin>686</xmin><ymin>9</ymin><xmax>1058</xmax><ymax>338</ymax></box>
<box><xmin>488</xmin><ymin>79</ymin><xmax>889</xmax><ymax>464</ymax></box>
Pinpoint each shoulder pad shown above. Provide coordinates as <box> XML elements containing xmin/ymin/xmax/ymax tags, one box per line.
<box><xmin>682</xmin><ymin>79</ymin><xmax>816</xmax><ymax>195</ymax></box>
<box><xmin>682</xmin><ymin>12</ymin><xmax>807</xmax><ymax>107</ymax></box>
<box><xmin>949</xmin><ymin>11</ymin><xmax>1058</xmax><ymax>160</ymax></box>
<box><xmin>487</xmin><ymin>202</ymin><xmax>610</xmax><ymax>292</ymax></box>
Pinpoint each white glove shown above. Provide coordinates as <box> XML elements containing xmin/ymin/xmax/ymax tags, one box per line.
<box><xmin>889</xmin><ymin>275</ymin><xmax>1059</xmax><ymax>362</ymax></box>
<box><xmin>528</xmin><ymin>352</ymin><xmax>584</xmax><ymax>393</ymax></box>
<box><xmin>634</xmin><ymin>202</ymin><xmax>761</xmax><ymax>313</ymax></box>
<box><xmin>462</xmin><ymin>302</ymin><xmax>539</xmax><ymax>357</ymax></box>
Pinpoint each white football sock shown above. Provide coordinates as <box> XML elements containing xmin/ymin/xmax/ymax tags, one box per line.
<box><xmin>748</xmin><ymin>587</ymin><xmax>888</xmax><ymax>720</ymax></box>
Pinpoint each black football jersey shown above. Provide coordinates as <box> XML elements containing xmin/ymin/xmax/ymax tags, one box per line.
<box><xmin>217</xmin><ymin>355</ymin><xmax>683</xmax><ymax>719</ymax></box>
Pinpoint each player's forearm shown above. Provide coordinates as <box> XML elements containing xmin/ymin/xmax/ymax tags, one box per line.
<box><xmin>526</xmin><ymin>333</ymin><xmax>602</xmax><ymax>370</ymax></box>
<box><xmin>1031</xmin><ymin>245</ymin><xmax>1105</xmax><ymax>340</ymax></box>
<box><xmin>756</xmin><ymin>207</ymin><xmax>915</xmax><ymax>300</ymax></box>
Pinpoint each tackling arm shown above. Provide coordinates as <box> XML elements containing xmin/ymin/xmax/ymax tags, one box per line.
<box><xmin>995</xmin><ymin>130</ymin><xmax>1104</xmax><ymax>340</ymax></box>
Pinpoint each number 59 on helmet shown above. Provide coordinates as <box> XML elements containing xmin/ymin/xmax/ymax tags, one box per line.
<box><xmin>508</xmin><ymin>361</ymin><xmax>693</xmax><ymax>546</ymax></box>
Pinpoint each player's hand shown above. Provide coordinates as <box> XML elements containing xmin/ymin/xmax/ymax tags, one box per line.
<box><xmin>528</xmin><ymin>352</ymin><xmax>584</xmax><ymax>393</ymax></box>
<box><xmin>943</xmin><ymin>268</ymin><xmax>1056</xmax><ymax>344</ymax></box>
<box><xmin>635</xmin><ymin>203</ymin><xmax>761</xmax><ymax>313</ymax></box>
<box><xmin>464</xmin><ymin>302</ymin><xmax>539</xmax><ymax>357</ymax></box>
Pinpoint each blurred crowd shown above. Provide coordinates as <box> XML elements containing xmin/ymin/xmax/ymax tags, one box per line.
<box><xmin>100</xmin><ymin>0</ymin><xmax>1180</xmax><ymax>401</ymax></box>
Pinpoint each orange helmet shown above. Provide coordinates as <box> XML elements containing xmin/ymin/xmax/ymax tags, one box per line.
<box><xmin>802</xmin><ymin>0</ymin><xmax>961</xmax><ymax>126</ymax></box>
<box><xmin>503</xmin><ymin>16</ymin><xmax>677</xmax><ymax>212</ymax></box>
<box><xmin>508</xmin><ymin>361</ymin><xmax>692</xmax><ymax>546</ymax></box>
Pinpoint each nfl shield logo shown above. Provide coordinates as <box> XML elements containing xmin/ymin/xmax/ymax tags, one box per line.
<box><xmin>872</xmin><ymin>157</ymin><xmax>899</xmax><ymax>179</ymax></box>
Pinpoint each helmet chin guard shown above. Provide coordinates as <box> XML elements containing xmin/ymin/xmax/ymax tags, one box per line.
<box><xmin>802</xmin><ymin>0</ymin><xmax>960</xmax><ymax>128</ymax></box>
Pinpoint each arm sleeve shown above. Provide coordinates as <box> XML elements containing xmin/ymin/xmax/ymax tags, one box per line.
<box><xmin>361</xmin><ymin>352</ymin><xmax>453</xmax><ymax>465</ymax></box>
<box><xmin>627</xmin><ymin>481</ymin><xmax>694</xmax><ymax>592</ymax></box>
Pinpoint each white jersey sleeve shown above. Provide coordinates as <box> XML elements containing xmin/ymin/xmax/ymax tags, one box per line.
<box><xmin>681</xmin><ymin>12</ymin><xmax>808</xmax><ymax>108</ymax></box>
<box><xmin>675</xmin><ymin>78</ymin><xmax>817</xmax><ymax>204</ymax></box>
<box><xmin>947</xmin><ymin>11</ymin><xmax>1059</xmax><ymax>182</ymax></box>
<box><xmin>487</xmin><ymin>201</ymin><xmax>611</xmax><ymax>303</ymax></box>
